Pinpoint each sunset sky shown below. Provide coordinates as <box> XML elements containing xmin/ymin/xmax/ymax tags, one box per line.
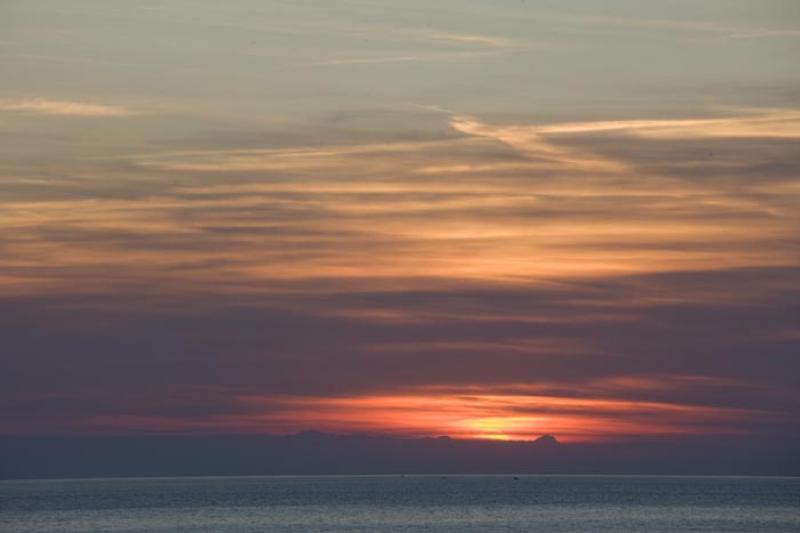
<box><xmin>1</xmin><ymin>0</ymin><xmax>799</xmax><ymax>443</ymax></box>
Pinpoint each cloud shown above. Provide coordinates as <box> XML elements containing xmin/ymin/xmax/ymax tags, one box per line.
<box><xmin>0</xmin><ymin>98</ymin><xmax>135</xmax><ymax>117</ymax></box>
<box><xmin>265</xmin><ymin>383</ymin><xmax>768</xmax><ymax>441</ymax></box>
<box><xmin>300</xmin><ymin>21</ymin><xmax>526</xmax><ymax>67</ymax></box>
<box><xmin>535</xmin><ymin>110</ymin><xmax>800</xmax><ymax>139</ymax></box>
<box><xmin>1</xmin><ymin>104</ymin><xmax>797</xmax><ymax>441</ymax></box>
<box><xmin>423</xmin><ymin>30</ymin><xmax>518</xmax><ymax>48</ymax></box>
<box><xmin>322</xmin><ymin>22</ymin><xmax>524</xmax><ymax>50</ymax></box>
<box><xmin>519</xmin><ymin>11</ymin><xmax>800</xmax><ymax>41</ymax></box>
<box><xmin>307</xmin><ymin>51</ymin><xmax>497</xmax><ymax>67</ymax></box>
<box><xmin>1</xmin><ymin>264</ymin><xmax>797</xmax><ymax>438</ymax></box>
<box><xmin>451</xmin><ymin>110</ymin><xmax>800</xmax><ymax>157</ymax></box>
<box><xmin>7</xmin><ymin>379</ymin><xmax>772</xmax><ymax>441</ymax></box>
<box><xmin>2</xmin><ymin>107</ymin><xmax>796</xmax><ymax>300</ymax></box>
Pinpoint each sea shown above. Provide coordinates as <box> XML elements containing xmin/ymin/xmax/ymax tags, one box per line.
<box><xmin>1</xmin><ymin>475</ymin><xmax>799</xmax><ymax>532</ymax></box>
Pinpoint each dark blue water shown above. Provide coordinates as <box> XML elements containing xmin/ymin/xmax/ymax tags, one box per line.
<box><xmin>2</xmin><ymin>476</ymin><xmax>799</xmax><ymax>532</ymax></box>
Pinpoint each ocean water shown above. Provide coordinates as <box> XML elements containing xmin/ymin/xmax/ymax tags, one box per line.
<box><xmin>1</xmin><ymin>475</ymin><xmax>799</xmax><ymax>532</ymax></box>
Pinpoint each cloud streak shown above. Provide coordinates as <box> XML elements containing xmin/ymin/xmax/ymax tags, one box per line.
<box><xmin>2</xmin><ymin>108</ymin><xmax>797</xmax><ymax>295</ymax></box>
<box><xmin>0</xmin><ymin>98</ymin><xmax>135</xmax><ymax>117</ymax></box>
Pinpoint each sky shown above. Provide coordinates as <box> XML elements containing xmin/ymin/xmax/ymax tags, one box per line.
<box><xmin>1</xmin><ymin>0</ymin><xmax>799</xmax><ymax>443</ymax></box>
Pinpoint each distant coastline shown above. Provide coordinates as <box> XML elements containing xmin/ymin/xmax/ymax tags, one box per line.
<box><xmin>2</xmin><ymin>432</ymin><xmax>797</xmax><ymax>480</ymax></box>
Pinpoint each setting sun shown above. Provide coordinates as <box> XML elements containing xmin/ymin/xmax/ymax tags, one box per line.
<box><xmin>459</xmin><ymin>417</ymin><xmax>544</xmax><ymax>441</ymax></box>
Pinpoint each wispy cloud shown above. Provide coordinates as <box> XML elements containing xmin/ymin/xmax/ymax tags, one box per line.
<box><xmin>307</xmin><ymin>51</ymin><xmax>496</xmax><ymax>67</ymax></box>
<box><xmin>324</xmin><ymin>22</ymin><xmax>524</xmax><ymax>49</ymax></box>
<box><xmin>0</xmin><ymin>98</ymin><xmax>135</xmax><ymax>117</ymax></box>
<box><xmin>534</xmin><ymin>109</ymin><xmax>800</xmax><ymax>139</ymax></box>
<box><xmin>413</xmin><ymin>29</ymin><xmax>519</xmax><ymax>49</ymax></box>
<box><xmin>523</xmin><ymin>11</ymin><xmax>800</xmax><ymax>41</ymax></box>
<box><xmin>2</xmin><ymin>107</ymin><xmax>795</xmax><ymax>303</ymax></box>
<box><xmin>302</xmin><ymin>22</ymin><xmax>526</xmax><ymax>67</ymax></box>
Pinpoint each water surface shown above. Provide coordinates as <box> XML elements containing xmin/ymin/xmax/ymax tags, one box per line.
<box><xmin>2</xmin><ymin>475</ymin><xmax>799</xmax><ymax>532</ymax></box>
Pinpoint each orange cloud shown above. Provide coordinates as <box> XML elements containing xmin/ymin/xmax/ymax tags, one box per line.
<box><xmin>265</xmin><ymin>389</ymin><xmax>762</xmax><ymax>442</ymax></box>
<box><xmin>2</xmin><ymin>108</ymin><xmax>797</xmax><ymax>299</ymax></box>
<box><xmin>79</xmin><ymin>381</ymin><xmax>769</xmax><ymax>442</ymax></box>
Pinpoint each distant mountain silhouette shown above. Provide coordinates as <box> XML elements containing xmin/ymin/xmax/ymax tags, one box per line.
<box><xmin>533</xmin><ymin>434</ymin><xmax>560</xmax><ymax>446</ymax></box>
<box><xmin>1</xmin><ymin>432</ymin><xmax>797</xmax><ymax>479</ymax></box>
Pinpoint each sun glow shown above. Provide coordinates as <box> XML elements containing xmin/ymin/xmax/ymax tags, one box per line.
<box><xmin>89</xmin><ymin>388</ymin><xmax>763</xmax><ymax>442</ymax></box>
<box><xmin>88</xmin><ymin>381</ymin><xmax>766</xmax><ymax>442</ymax></box>
<box><xmin>459</xmin><ymin>416</ymin><xmax>547</xmax><ymax>441</ymax></box>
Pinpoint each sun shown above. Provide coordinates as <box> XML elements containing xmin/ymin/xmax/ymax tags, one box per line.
<box><xmin>480</xmin><ymin>433</ymin><xmax>513</xmax><ymax>441</ymax></box>
<box><xmin>459</xmin><ymin>416</ymin><xmax>543</xmax><ymax>441</ymax></box>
